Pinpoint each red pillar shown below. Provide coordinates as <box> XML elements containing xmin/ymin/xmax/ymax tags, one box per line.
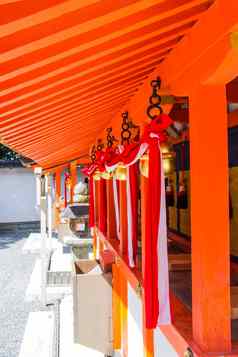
<box><xmin>94</xmin><ymin>178</ymin><xmax>101</xmax><ymax>227</ymax></box>
<box><xmin>115</xmin><ymin>167</ymin><xmax>128</xmax><ymax>356</ymax></box>
<box><xmin>93</xmin><ymin>177</ymin><xmax>100</xmax><ymax>256</ymax></box>
<box><xmin>120</xmin><ymin>263</ymin><xmax>128</xmax><ymax>357</ymax></box>
<box><xmin>54</xmin><ymin>168</ymin><xmax>62</xmax><ymax>228</ymax></box>
<box><xmin>189</xmin><ymin>85</ymin><xmax>231</xmax><ymax>353</ymax></box>
<box><xmin>106</xmin><ymin>178</ymin><xmax>117</xmax><ymax>239</ymax></box>
<box><xmin>112</xmin><ymin>263</ymin><xmax>122</xmax><ymax>350</ymax></box>
<box><xmin>70</xmin><ymin>161</ymin><xmax>77</xmax><ymax>203</ymax></box>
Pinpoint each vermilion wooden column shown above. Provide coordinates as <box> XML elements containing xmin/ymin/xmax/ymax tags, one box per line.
<box><xmin>141</xmin><ymin>173</ymin><xmax>154</xmax><ymax>357</ymax></box>
<box><xmin>94</xmin><ymin>178</ymin><xmax>100</xmax><ymax>227</ymax></box>
<box><xmin>116</xmin><ymin>168</ymin><xmax>128</xmax><ymax>356</ymax></box>
<box><xmin>54</xmin><ymin>168</ymin><xmax>61</xmax><ymax>228</ymax></box>
<box><xmin>94</xmin><ymin>177</ymin><xmax>101</xmax><ymax>257</ymax></box>
<box><xmin>189</xmin><ymin>85</ymin><xmax>231</xmax><ymax>353</ymax></box>
<box><xmin>106</xmin><ymin>178</ymin><xmax>117</xmax><ymax>239</ymax></box>
<box><xmin>112</xmin><ymin>263</ymin><xmax>122</xmax><ymax>350</ymax></box>
<box><xmin>119</xmin><ymin>263</ymin><xmax>128</xmax><ymax>357</ymax></box>
<box><xmin>70</xmin><ymin>161</ymin><xmax>77</xmax><ymax>203</ymax></box>
<box><xmin>119</xmin><ymin>180</ymin><xmax>128</xmax><ymax>256</ymax></box>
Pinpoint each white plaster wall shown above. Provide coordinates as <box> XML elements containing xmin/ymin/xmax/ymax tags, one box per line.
<box><xmin>127</xmin><ymin>283</ymin><xmax>144</xmax><ymax>357</ymax></box>
<box><xmin>0</xmin><ymin>168</ymin><xmax>39</xmax><ymax>223</ymax></box>
<box><xmin>154</xmin><ymin>328</ymin><xmax>178</xmax><ymax>357</ymax></box>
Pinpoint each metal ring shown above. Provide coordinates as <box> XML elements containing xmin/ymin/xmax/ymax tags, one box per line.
<box><xmin>122</xmin><ymin>123</ymin><xmax>130</xmax><ymax>131</ymax></box>
<box><xmin>121</xmin><ymin>131</ymin><xmax>131</xmax><ymax>144</ymax></box>
<box><xmin>122</xmin><ymin>131</ymin><xmax>131</xmax><ymax>139</ymax></box>
<box><xmin>122</xmin><ymin>112</ymin><xmax>128</xmax><ymax>119</ymax></box>
<box><xmin>184</xmin><ymin>347</ymin><xmax>194</xmax><ymax>357</ymax></box>
<box><xmin>147</xmin><ymin>104</ymin><xmax>163</xmax><ymax>119</ymax></box>
<box><xmin>149</xmin><ymin>94</ymin><xmax>161</xmax><ymax>105</ymax></box>
<box><xmin>151</xmin><ymin>78</ymin><xmax>161</xmax><ymax>88</ymax></box>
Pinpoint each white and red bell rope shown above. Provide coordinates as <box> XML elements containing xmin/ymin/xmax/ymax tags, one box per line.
<box><xmin>84</xmin><ymin>114</ymin><xmax>172</xmax><ymax>328</ymax></box>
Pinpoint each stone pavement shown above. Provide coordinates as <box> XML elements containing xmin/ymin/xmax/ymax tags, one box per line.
<box><xmin>0</xmin><ymin>230</ymin><xmax>41</xmax><ymax>357</ymax></box>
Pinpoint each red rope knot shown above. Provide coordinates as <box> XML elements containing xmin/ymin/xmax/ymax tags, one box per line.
<box><xmin>143</xmin><ymin>113</ymin><xmax>173</xmax><ymax>145</ymax></box>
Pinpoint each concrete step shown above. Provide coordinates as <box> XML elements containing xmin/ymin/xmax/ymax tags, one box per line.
<box><xmin>50</xmin><ymin>247</ymin><xmax>72</xmax><ymax>272</ymax></box>
<box><xmin>18</xmin><ymin>311</ymin><xmax>54</xmax><ymax>357</ymax></box>
<box><xmin>22</xmin><ymin>233</ymin><xmax>59</xmax><ymax>254</ymax></box>
<box><xmin>26</xmin><ymin>257</ymin><xmax>71</xmax><ymax>303</ymax></box>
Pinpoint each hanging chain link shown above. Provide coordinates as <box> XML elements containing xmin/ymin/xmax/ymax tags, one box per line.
<box><xmin>121</xmin><ymin>111</ymin><xmax>140</xmax><ymax>144</ymax></box>
<box><xmin>106</xmin><ymin>127</ymin><xmax>118</xmax><ymax>148</ymax></box>
<box><xmin>121</xmin><ymin>111</ymin><xmax>132</xmax><ymax>145</ymax></box>
<box><xmin>90</xmin><ymin>144</ymin><xmax>96</xmax><ymax>162</ymax></box>
<box><xmin>147</xmin><ymin>76</ymin><xmax>163</xmax><ymax>120</ymax></box>
<box><xmin>90</xmin><ymin>139</ymin><xmax>104</xmax><ymax>162</ymax></box>
<box><xmin>184</xmin><ymin>347</ymin><xmax>194</xmax><ymax>357</ymax></box>
<box><xmin>96</xmin><ymin>138</ymin><xmax>104</xmax><ymax>152</ymax></box>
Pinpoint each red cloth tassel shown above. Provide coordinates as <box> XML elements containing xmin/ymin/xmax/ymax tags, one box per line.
<box><xmin>128</xmin><ymin>164</ymin><xmax>138</xmax><ymax>265</ymax></box>
<box><xmin>116</xmin><ymin>179</ymin><xmax>120</xmax><ymax>237</ymax></box>
<box><xmin>99</xmin><ymin>178</ymin><xmax>107</xmax><ymax>236</ymax></box>
<box><xmin>89</xmin><ymin>176</ymin><xmax>95</xmax><ymax>228</ymax></box>
<box><xmin>144</xmin><ymin>139</ymin><xmax>161</xmax><ymax>329</ymax></box>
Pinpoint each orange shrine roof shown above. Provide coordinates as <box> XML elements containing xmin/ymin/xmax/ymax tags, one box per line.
<box><xmin>0</xmin><ymin>0</ymin><xmax>217</xmax><ymax>168</ymax></box>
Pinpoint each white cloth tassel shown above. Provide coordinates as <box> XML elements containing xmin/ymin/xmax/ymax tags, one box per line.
<box><xmin>157</xmin><ymin>149</ymin><xmax>171</xmax><ymax>325</ymax></box>
<box><xmin>126</xmin><ymin>167</ymin><xmax>135</xmax><ymax>268</ymax></box>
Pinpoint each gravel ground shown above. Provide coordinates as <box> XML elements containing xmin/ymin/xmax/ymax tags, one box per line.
<box><xmin>0</xmin><ymin>231</ymin><xmax>41</xmax><ymax>357</ymax></box>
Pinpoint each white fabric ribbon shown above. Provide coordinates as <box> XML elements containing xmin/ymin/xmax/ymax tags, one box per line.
<box><xmin>105</xmin><ymin>142</ymin><xmax>149</xmax><ymax>172</ymax></box>
<box><xmin>126</xmin><ymin>167</ymin><xmax>135</xmax><ymax>268</ymax></box>
<box><xmin>157</xmin><ymin>147</ymin><xmax>171</xmax><ymax>325</ymax></box>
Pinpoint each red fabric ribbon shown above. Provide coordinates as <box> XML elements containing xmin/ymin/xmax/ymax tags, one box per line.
<box><xmin>121</xmin><ymin>142</ymin><xmax>141</xmax><ymax>165</ymax></box>
<box><xmin>89</xmin><ymin>176</ymin><xmax>95</xmax><ymax>228</ymax></box>
<box><xmin>144</xmin><ymin>138</ymin><xmax>161</xmax><ymax>329</ymax></box>
<box><xmin>142</xmin><ymin>114</ymin><xmax>172</xmax><ymax>328</ymax></box>
<box><xmin>81</xmin><ymin>163</ymin><xmax>98</xmax><ymax>177</ymax></box>
<box><xmin>98</xmin><ymin>178</ymin><xmax>107</xmax><ymax>236</ymax></box>
<box><xmin>113</xmin><ymin>178</ymin><xmax>120</xmax><ymax>240</ymax></box>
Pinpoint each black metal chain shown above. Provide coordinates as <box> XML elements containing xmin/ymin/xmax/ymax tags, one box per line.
<box><xmin>184</xmin><ymin>347</ymin><xmax>194</xmax><ymax>357</ymax></box>
<box><xmin>96</xmin><ymin>139</ymin><xmax>104</xmax><ymax>152</ymax></box>
<box><xmin>106</xmin><ymin>127</ymin><xmax>117</xmax><ymax>148</ymax></box>
<box><xmin>90</xmin><ymin>139</ymin><xmax>104</xmax><ymax>162</ymax></box>
<box><xmin>147</xmin><ymin>76</ymin><xmax>163</xmax><ymax>120</ymax></box>
<box><xmin>121</xmin><ymin>111</ymin><xmax>131</xmax><ymax>145</ymax></box>
<box><xmin>90</xmin><ymin>144</ymin><xmax>96</xmax><ymax>162</ymax></box>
